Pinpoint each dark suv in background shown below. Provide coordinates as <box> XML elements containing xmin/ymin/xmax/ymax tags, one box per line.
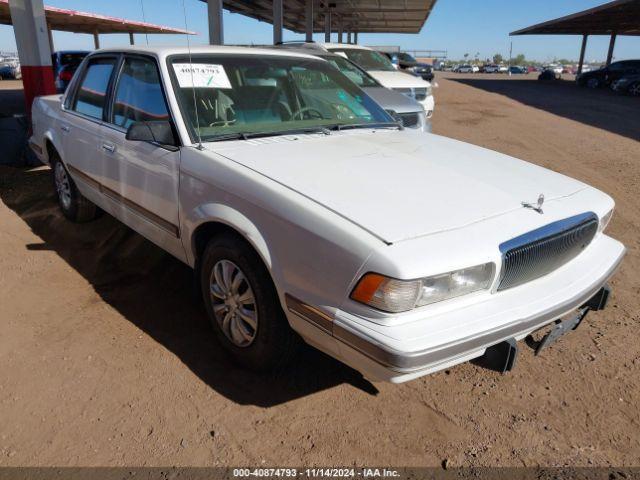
<box><xmin>577</xmin><ymin>59</ymin><xmax>640</xmax><ymax>89</ymax></box>
<box><xmin>51</xmin><ymin>50</ymin><xmax>89</xmax><ymax>93</ymax></box>
<box><xmin>381</xmin><ymin>51</ymin><xmax>434</xmax><ymax>82</ymax></box>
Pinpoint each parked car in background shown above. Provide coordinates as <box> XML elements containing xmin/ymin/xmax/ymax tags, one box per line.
<box><xmin>539</xmin><ymin>69</ymin><xmax>561</xmax><ymax>81</ymax></box>
<box><xmin>509</xmin><ymin>66</ymin><xmax>528</xmax><ymax>75</ymax></box>
<box><xmin>455</xmin><ymin>64</ymin><xmax>479</xmax><ymax>73</ymax></box>
<box><xmin>544</xmin><ymin>64</ymin><xmax>564</xmax><ymax>75</ymax></box>
<box><xmin>483</xmin><ymin>64</ymin><xmax>500</xmax><ymax>73</ymax></box>
<box><xmin>611</xmin><ymin>73</ymin><xmax>640</xmax><ymax>96</ymax></box>
<box><xmin>0</xmin><ymin>56</ymin><xmax>21</xmax><ymax>79</ymax></box>
<box><xmin>290</xmin><ymin>43</ymin><xmax>435</xmax><ymax>119</ymax></box>
<box><xmin>498</xmin><ymin>65</ymin><xmax>509</xmax><ymax>73</ymax></box>
<box><xmin>30</xmin><ymin>45</ymin><xmax>625</xmax><ymax>383</ymax></box>
<box><xmin>380</xmin><ymin>51</ymin><xmax>434</xmax><ymax>82</ymax></box>
<box><xmin>276</xmin><ymin>47</ymin><xmax>431</xmax><ymax>132</ymax></box>
<box><xmin>51</xmin><ymin>51</ymin><xmax>89</xmax><ymax>92</ymax></box>
<box><xmin>577</xmin><ymin>60</ymin><xmax>640</xmax><ymax>89</ymax></box>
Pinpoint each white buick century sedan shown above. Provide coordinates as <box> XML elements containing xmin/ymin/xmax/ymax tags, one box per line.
<box><xmin>30</xmin><ymin>46</ymin><xmax>625</xmax><ymax>383</ymax></box>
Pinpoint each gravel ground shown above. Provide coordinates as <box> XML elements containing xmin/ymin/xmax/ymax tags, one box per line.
<box><xmin>0</xmin><ymin>73</ymin><xmax>639</xmax><ymax>467</ymax></box>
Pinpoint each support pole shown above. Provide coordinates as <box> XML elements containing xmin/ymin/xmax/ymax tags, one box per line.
<box><xmin>93</xmin><ymin>32</ymin><xmax>100</xmax><ymax>50</ymax></box>
<box><xmin>324</xmin><ymin>10</ymin><xmax>331</xmax><ymax>42</ymax></box>
<box><xmin>8</xmin><ymin>0</ymin><xmax>55</xmax><ymax>115</ymax></box>
<box><xmin>347</xmin><ymin>31</ymin><xmax>351</xmax><ymax>44</ymax></box>
<box><xmin>129</xmin><ymin>32</ymin><xmax>135</xmax><ymax>45</ymax></box>
<box><xmin>337</xmin><ymin>19</ymin><xmax>343</xmax><ymax>43</ymax></box>
<box><xmin>606</xmin><ymin>33</ymin><xmax>617</xmax><ymax>66</ymax></box>
<box><xmin>305</xmin><ymin>0</ymin><xmax>313</xmax><ymax>42</ymax></box>
<box><xmin>207</xmin><ymin>0</ymin><xmax>224</xmax><ymax>45</ymax></box>
<box><xmin>577</xmin><ymin>34</ymin><xmax>588</xmax><ymax>75</ymax></box>
<box><xmin>273</xmin><ymin>0</ymin><xmax>283</xmax><ymax>45</ymax></box>
<box><xmin>354</xmin><ymin>31</ymin><xmax>358</xmax><ymax>44</ymax></box>
<box><xmin>47</xmin><ymin>23</ymin><xmax>54</xmax><ymax>53</ymax></box>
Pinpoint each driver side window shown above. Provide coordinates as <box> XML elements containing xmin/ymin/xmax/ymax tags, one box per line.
<box><xmin>111</xmin><ymin>56</ymin><xmax>170</xmax><ymax>129</ymax></box>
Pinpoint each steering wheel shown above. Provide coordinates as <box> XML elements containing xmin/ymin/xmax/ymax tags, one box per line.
<box><xmin>290</xmin><ymin>107</ymin><xmax>324</xmax><ymax>120</ymax></box>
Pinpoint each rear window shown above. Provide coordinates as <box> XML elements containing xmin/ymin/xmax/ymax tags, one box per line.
<box><xmin>59</xmin><ymin>53</ymin><xmax>88</xmax><ymax>66</ymax></box>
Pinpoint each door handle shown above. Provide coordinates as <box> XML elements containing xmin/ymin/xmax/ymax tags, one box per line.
<box><xmin>101</xmin><ymin>143</ymin><xmax>115</xmax><ymax>153</ymax></box>
<box><xmin>60</xmin><ymin>125</ymin><xmax>70</xmax><ymax>132</ymax></box>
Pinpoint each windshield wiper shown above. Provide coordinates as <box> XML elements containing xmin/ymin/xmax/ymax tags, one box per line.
<box><xmin>206</xmin><ymin>126</ymin><xmax>332</xmax><ymax>143</ymax></box>
<box><xmin>328</xmin><ymin>121</ymin><xmax>403</xmax><ymax>132</ymax></box>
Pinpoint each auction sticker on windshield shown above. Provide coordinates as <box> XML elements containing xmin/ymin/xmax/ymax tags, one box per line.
<box><xmin>173</xmin><ymin>63</ymin><xmax>232</xmax><ymax>89</ymax></box>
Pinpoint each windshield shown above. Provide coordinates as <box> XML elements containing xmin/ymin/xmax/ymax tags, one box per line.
<box><xmin>320</xmin><ymin>55</ymin><xmax>379</xmax><ymax>88</ymax></box>
<box><xmin>398</xmin><ymin>53</ymin><xmax>417</xmax><ymax>63</ymax></box>
<box><xmin>328</xmin><ymin>49</ymin><xmax>396</xmax><ymax>72</ymax></box>
<box><xmin>168</xmin><ymin>55</ymin><xmax>392</xmax><ymax>142</ymax></box>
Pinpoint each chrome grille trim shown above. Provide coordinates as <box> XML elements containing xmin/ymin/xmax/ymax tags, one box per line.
<box><xmin>498</xmin><ymin>212</ymin><xmax>599</xmax><ymax>291</ymax></box>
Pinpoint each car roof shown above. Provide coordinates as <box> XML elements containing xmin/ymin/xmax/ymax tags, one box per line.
<box><xmin>90</xmin><ymin>45</ymin><xmax>322</xmax><ymax>61</ymax></box>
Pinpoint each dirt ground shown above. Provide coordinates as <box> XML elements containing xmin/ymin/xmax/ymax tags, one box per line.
<box><xmin>0</xmin><ymin>73</ymin><xmax>639</xmax><ymax>467</ymax></box>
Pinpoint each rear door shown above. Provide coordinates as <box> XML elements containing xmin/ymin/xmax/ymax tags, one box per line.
<box><xmin>99</xmin><ymin>54</ymin><xmax>183</xmax><ymax>258</ymax></box>
<box><xmin>61</xmin><ymin>54</ymin><xmax>119</xmax><ymax>185</ymax></box>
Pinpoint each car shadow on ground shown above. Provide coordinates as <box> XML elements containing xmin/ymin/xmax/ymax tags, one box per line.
<box><xmin>0</xmin><ymin>88</ymin><xmax>26</xmax><ymax>117</ymax></box>
<box><xmin>0</xmin><ymin>166</ymin><xmax>379</xmax><ymax>407</ymax></box>
<box><xmin>447</xmin><ymin>77</ymin><xmax>640</xmax><ymax>142</ymax></box>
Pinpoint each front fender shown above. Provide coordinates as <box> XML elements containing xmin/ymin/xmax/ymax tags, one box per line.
<box><xmin>182</xmin><ymin>202</ymin><xmax>273</xmax><ymax>273</ymax></box>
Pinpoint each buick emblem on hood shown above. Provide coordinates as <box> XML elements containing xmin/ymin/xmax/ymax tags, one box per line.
<box><xmin>522</xmin><ymin>194</ymin><xmax>545</xmax><ymax>214</ymax></box>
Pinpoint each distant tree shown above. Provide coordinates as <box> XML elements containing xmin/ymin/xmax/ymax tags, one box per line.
<box><xmin>493</xmin><ymin>53</ymin><xmax>504</xmax><ymax>64</ymax></box>
<box><xmin>464</xmin><ymin>53</ymin><xmax>469</xmax><ymax>61</ymax></box>
<box><xmin>513</xmin><ymin>54</ymin><xmax>526</xmax><ymax>65</ymax></box>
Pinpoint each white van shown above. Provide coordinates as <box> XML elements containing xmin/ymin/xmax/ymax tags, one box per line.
<box><xmin>291</xmin><ymin>43</ymin><xmax>435</xmax><ymax>119</ymax></box>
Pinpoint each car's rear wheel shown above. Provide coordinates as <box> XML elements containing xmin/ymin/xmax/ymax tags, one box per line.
<box><xmin>51</xmin><ymin>154</ymin><xmax>99</xmax><ymax>222</ymax></box>
<box><xmin>629</xmin><ymin>82</ymin><xmax>640</xmax><ymax>97</ymax></box>
<box><xmin>586</xmin><ymin>77</ymin><xmax>600</xmax><ymax>89</ymax></box>
<box><xmin>200</xmin><ymin>233</ymin><xmax>299</xmax><ymax>371</ymax></box>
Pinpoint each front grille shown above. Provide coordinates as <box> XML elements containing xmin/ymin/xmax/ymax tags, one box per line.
<box><xmin>497</xmin><ymin>213</ymin><xmax>599</xmax><ymax>291</ymax></box>
<box><xmin>398</xmin><ymin>112</ymin><xmax>420</xmax><ymax>128</ymax></box>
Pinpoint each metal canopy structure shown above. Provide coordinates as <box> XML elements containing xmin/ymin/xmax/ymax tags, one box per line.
<box><xmin>510</xmin><ymin>0</ymin><xmax>640</xmax><ymax>74</ymax></box>
<box><xmin>218</xmin><ymin>0</ymin><xmax>437</xmax><ymax>33</ymax></box>
<box><xmin>202</xmin><ymin>0</ymin><xmax>438</xmax><ymax>44</ymax></box>
<box><xmin>510</xmin><ymin>0</ymin><xmax>640</xmax><ymax>36</ymax></box>
<box><xmin>0</xmin><ymin>0</ymin><xmax>193</xmax><ymax>48</ymax></box>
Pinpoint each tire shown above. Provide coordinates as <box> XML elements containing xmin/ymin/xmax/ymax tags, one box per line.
<box><xmin>200</xmin><ymin>233</ymin><xmax>299</xmax><ymax>371</ymax></box>
<box><xmin>586</xmin><ymin>77</ymin><xmax>600</xmax><ymax>89</ymax></box>
<box><xmin>51</xmin><ymin>153</ymin><xmax>99</xmax><ymax>223</ymax></box>
<box><xmin>629</xmin><ymin>82</ymin><xmax>640</xmax><ymax>97</ymax></box>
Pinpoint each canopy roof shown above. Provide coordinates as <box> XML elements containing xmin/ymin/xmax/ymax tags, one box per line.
<box><xmin>511</xmin><ymin>0</ymin><xmax>640</xmax><ymax>36</ymax></box>
<box><xmin>0</xmin><ymin>0</ymin><xmax>194</xmax><ymax>34</ymax></box>
<box><xmin>212</xmin><ymin>0</ymin><xmax>438</xmax><ymax>34</ymax></box>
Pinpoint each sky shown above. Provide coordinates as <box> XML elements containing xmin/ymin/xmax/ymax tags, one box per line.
<box><xmin>1</xmin><ymin>0</ymin><xmax>639</xmax><ymax>63</ymax></box>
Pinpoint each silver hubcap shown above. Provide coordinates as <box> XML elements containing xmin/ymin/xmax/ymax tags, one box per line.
<box><xmin>630</xmin><ymin>84</ymin><xmax>640</xmax><ymax>96</ymax></box>
<box><xmin>54</xmin><ymin>162</ymin><xmax>71</xmax><ymax>210</ymax></box>
<box><xmin>209</xmin><ymin>260</ymin><xmax>258</xmax><ymax>347</ymax></box>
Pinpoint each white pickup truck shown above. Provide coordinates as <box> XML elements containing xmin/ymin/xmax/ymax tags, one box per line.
<box><xmin>30</xmin><ymin>46</ymin><xmax>625</xmax><ymax>383</ymax></box>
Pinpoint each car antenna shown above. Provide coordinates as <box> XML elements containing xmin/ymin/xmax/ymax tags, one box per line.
<box><xmin>139</xmin><ymin>0</ymin><xmax>149</xmax><ymax>46</ymax></box>
<box><xmin>180</xmin><ymin>0</ymin><xmax>204</xmax><ymax>150</ymax></box>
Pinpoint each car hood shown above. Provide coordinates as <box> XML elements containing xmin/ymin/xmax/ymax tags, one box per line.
<box><xmin>362</xmin><ymin>87</ymin><xmax>423</xmax><ymax>114</ymax></box>
<box><xmin>366</xmin><ymin>70</ymin><xmax>430</xmax><ymax>89</ymax></box>
<box><xmin>208</xmin><ymin>132</ymin><xmax>587</xmax><ymax>243</ymax></box>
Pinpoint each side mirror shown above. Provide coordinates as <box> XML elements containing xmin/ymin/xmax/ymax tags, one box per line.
<box><xmin>126</xmin><ymin>121</ymin><xmax>179</xmax><ymax>151</ymax></box>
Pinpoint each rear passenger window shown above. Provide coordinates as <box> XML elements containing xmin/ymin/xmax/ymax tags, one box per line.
<box><xmin>112</xmin><ymin>57</ymin><xmax>169</xmax><ymax>129</ymax></box>
<box><xmin>73</xmin><ymin>58</ymin><xmax>116</xmax><ymax>119</ymax></box>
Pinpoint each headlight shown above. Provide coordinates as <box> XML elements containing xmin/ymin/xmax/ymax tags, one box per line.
<box><xmin>599</xmin><ymin>208</ymin><xmax>614</xmax><ymax>233</ymax></box>
<box><xmin>350</xmin><ymin>263</ymin><xmax>495</xmax><ymax>313</ymax></box>
<box><xmin>426</xmin><ymin>85</ymin><xmax>433</xmax><ymax>97</ymax></box>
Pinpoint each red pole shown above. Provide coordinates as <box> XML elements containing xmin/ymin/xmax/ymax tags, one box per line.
<box><xmin>8</xmin><ymin>0</ymin><xmax>56</xmax><ymax>117</ymax></box>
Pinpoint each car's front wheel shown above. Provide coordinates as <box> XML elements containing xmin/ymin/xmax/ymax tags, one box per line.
<box><xmin>200</xmin><ymin>233</ymin><xmax>299</xmax><ymax>371</ymax></box>
<box><xmin>51</xmin><ymin>154</ymin><xmax>99</xmax><ymax>222</ymax></box>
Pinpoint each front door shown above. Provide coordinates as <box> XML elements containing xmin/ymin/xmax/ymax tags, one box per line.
<box><xmin>99</xmin><ymin>54</ymin><xmax>184</xmax><ymax>260</ymax></box>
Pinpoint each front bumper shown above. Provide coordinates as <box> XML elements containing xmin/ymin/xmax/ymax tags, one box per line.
<box><xmin>286</xmin><ymin>235</ymin><xmax>625</xmax><ymax>383</ymax></box>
